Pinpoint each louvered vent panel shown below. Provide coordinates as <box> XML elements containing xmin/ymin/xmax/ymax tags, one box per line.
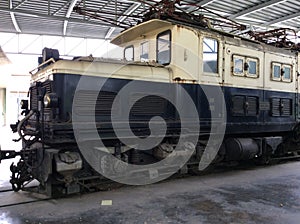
<box><xmin>232</xmin><ymin>96</ymin><xmax>245</xmax><ymax>116</ymax></box>
<box><xmin>281</xmin><ymin>99</ymin><xmax>292</xmax><ymax>117</ymax></box>
<box><xmin>130</xmin><ymin>95</ymin><xmax>167</xmax><ymax>116</ymax></box>
<box><xmin>42</xmin><ymin>81</ymin><xmax>52</xmax><ymax>94</ymax></box>
<box><xmin>74</xmin><ymin>91</ymin><xmax>118</xmax><ymax>116</ymax></box>
<box><xmin>30</xmin><ymin>80</ymin><xmax>53</xmax><ymax>110</ymax></box>
<box><xmin>271</xmin><ymin>98</ymin><xmax>281</xmax><ymax>117</ymax></box>
<box><xmin>30</xmin><ymin>86</ymin><xmax>38</xmax><ymax>110</ymax></box>
<box><xmin>247</xmin><ymin>97</ymin><xmax>258</xmax><ymax>116</ymax></box>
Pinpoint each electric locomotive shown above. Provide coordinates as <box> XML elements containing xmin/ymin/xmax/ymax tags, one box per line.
<box><xmin>1</xmin><ymin>12</ymin><xmax>300</xmax><ymax>196</ymax></box>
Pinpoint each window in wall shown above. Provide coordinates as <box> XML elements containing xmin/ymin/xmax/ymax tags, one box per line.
<box><xmin>140</xmin><ymin>42</ymin><xmax>149</xmax><ymax>62</ymax></box>
<box><xmin>233</xmin><ymin>56</ymin><xmax>244</xmax><ymax>76</ymax></box>
<box><xmin>157</xmin><ymin>30</ymin><xmax>171</xmax><ymax>65</ymax></box>
<box><xmin>271</xmin><ymin>62</ymin><xmax>292</xmax><ymax>82</ymax></box>
<box><xmin>232</xmin><ymin>55</ymin><xmax>259</xmax><ymax>78</ymax></box>
<box><xmin>124</xmin><ymin>45</ymin><xmax>134</xmax><ymax>61</ymax></box>
<box><xmin>247</xmin><ymin>58</ymin><xmax>258</xmax><ymax>77</ymax></box>
<box><xmin>272</xmin><ymin>63</ymin><xmax>281</xmax><ymax>80</ymax></box>
<box><xmin>203</xmin><ymin>37</ymin><xmax>218</xmax><ymax>74</ymax></box>
<box><xmin>283</xmin><ymin>65</ymin><xmax>292</xmax><ymax>81</ymax></box>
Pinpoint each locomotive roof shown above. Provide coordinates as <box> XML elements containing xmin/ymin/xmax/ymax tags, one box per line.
<box><xmin>111</xmin><ymin>19</ymin><xmax>298</xmax><ymax>56</ymax></box>
<box><xmin>111</xmin><ymin>19</ymin><xmax>172</xmax><ymax>46</ymax></box>
<box><xmin>111</xmin><ymin>18</ymin><xmax>260</xmax><ymax>46</ymax></box>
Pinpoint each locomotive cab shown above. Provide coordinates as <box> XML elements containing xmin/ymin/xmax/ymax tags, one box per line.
<box><xmin>112</xmin><ymin>19</ymin><xmax>224</xmax><ymax>85</ymax></box>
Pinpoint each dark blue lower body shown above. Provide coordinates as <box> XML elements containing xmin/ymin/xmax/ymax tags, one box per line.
<box><xmin>36</xmin><ymin>74</ymin><xmax>298</xmax><ymax>142</ymax></box>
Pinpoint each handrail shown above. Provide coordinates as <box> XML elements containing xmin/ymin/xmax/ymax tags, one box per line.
<box><xmin>29</xmin><ymin>58</ymin><xmax>56</xmax><ymax>75</ymax></box>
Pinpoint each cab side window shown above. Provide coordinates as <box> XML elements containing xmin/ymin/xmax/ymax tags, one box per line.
<box><xmin>157</xmin><ymin>30</ymin><xmax>171</xmax><ymax>65</ymax></box>
<box><xmin>203</xmin><ymin>37</ymin><xmax>218</xmax><ymax>74</ymax></box>
<box><xmin>140</xmin><ymin>42</ymin><xmax>149</xmax><ymax>62</ymax></box>
<box><xmin>124</xmin><ymin>45</ymin><xmax>134</xmax><ymax>61</ymax></box>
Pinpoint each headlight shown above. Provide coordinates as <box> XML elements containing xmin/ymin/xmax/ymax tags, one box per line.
<box><xmin>20</xmin><ymin>100</ymin><xmax>28</xmax><ymax>110</ymax></box>
<box><xmin>43</xmin><ymin>93</ymin><xmax>59</xmax><ymax>108</ymax></box>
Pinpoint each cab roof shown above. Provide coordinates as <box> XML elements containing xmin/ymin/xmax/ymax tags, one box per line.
<box><xmin>111</xmin><ymin>19</ymin><xmax>172</xmax><ymax>46</ymax></box>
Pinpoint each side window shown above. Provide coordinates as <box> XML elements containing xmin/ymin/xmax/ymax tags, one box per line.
<box><xmin>233</xmin><ymin>55</ymin><xmax>259</xmax><ymax>78</ymax></box>
<box><xmin>272</xmin><ymin>63</ymin><xmax>281</xmax><ymax>80</ymax></box>
<box><xmin>233</xmin><ymin>55</ymin><xmax>244</xmax><ymax>76</ymax></box>
<box><xmin>157</xmin><ymin>30</ymin><xmax>171</xmax><ymax>65</ymax></box>
<box><xmin>271</xmin><ymin>62</ymin><xmax>292</xmax><ymax>82</ymax></box>
<box><xmin>247</xmin><ymin>58</ymin><xmax>258</xmax><ymax>77</ymax></box>
<box><xmin>140</xmin><ymin>42</ymin><xmax>149</xmax><ymax>62</ymax></box>
<box><xmin>283</xmin><ymin>65</ymin><xmax>292</xmax><ymax>81</ymax></box>
<box><xmin>124</xmin><ymin>45</ymin><xmax>134</xmax><ymax>61</ymax></box>
<box><xmin>203</xmin><ymin>37</ymin><xmax>218</xmax><ymax>73</ymax></box>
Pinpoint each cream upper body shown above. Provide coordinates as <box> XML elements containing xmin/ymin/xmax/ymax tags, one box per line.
<box><xmin>33</xmin><ymin>19</ymin><xmax>300</xmax><ymax>93</ymax></box>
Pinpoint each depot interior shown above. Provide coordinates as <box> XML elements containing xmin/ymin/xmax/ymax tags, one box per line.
<box><xmin>0</xmin><ymin>0</ymin><xmax>300</xmax><ymax>222</ymax></box>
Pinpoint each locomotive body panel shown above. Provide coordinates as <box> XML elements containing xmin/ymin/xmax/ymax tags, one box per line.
<box><xmin>264</xmin><ymin>51</ymin><xmax>297</xmax><ymax>93</ymax></box>
<box><xmin>223</xmin><ymin>42</ymin><xmax>264</xmax><ymax>90</ymax></box>
<box><xmin>32</xmin><ymin>60</ymin><xmax>171</xmax><ymax>83</ymax></box>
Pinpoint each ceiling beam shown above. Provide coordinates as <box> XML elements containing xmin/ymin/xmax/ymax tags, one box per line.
<box><xmin>0</xmin><ymin>7</ymin><xmax>119</xmax><ymax>28</ymax></box>
<box><xmin>264</xmin><ymin>11</ymin><xmax>300</xmax><ymax>26</ymax></box>
<box><xmin>63</xmin><ymin>0</ymin><xmax>79</xmax><ymax>36</ymax></box>
<box><xmin>13</xmin><ymin>0</ymin><xmax>28</xmax><ymax>9</ymax></box>
<box><xmin>9</xmin><ymin>0</ymin><xmax>21</xmax><ymax>33</ymax></box>
<box><xmin>228</xmin><ymin>0</ymin><xmax>286</xmax><ymax>19</ymax></box>
<box><xmin>198</xmin><ymin>0</ymin><xmax>217</xmax><ymax>7</ymax></box>
<box><xmin>105</xmin><ymin>2</ymin><xmax>141</xmax><ymax>40</ymax></box>
<box><xmin>52</xmin><ymin>1</ymin><xmax>70</xmax><ymax>16</ymax></box>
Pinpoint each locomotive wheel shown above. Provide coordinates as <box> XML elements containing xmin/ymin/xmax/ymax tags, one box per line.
<box><xmin>292</xmin><ymin>123</ymin><xmax>300</xmax><ymax>143</ymax></box>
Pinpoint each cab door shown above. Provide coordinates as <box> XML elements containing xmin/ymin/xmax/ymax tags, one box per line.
<box><xmin>199</xmin><ymin>33</ymin><xmax>223</xmax><ymax>85</ymax></box>
<box><xmin>198</xmin><ymin>33</ymin><xmax>224</xmax><ymax>125</ymax></box>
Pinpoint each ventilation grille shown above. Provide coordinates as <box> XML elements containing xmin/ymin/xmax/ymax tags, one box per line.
<box><xmin>130</xmin><ymin>95</ymin><xmax>167</xmax><ymax>116</ymax></box>
<box><xmin>247</xmin><ymin>97</ymin><xmax>258</xmax><ymax>116</ymax></box>
<box><xmin>231</xmin><ymin>95</ymin><xmax>258</xmax><ymax>117</ymax></box>
<box><xmin>271</xmin><ymin>98</ymin><xmax>281</xmax><ymax>117</ymax></box>
<box><xmin>271</xmin><ymin>98</ymin><xmax>292</xmax><ymax>117</ymax></box>
<box><xmin>281</xmin><ymin>98</ymin><xmax>292</xmax><ymax>117</ymax></box>
<box><xmin>74</xmin><ymin>91</ymin><xmax>118</xmax><ymax>116</ymax></box>
<box><xmin>30</xmin><ymin>86</ymin><xmax>38</xmax><ymax>110</ymax></box>
<box><xmin>232</xmin><ymin>96</ymin><xmax>244</xmax><ymax>116</ymax></box>
<box><xmin>30</xmin><ymin>80</ymin><xmax>53</xmax><ymax>110</ymax></box>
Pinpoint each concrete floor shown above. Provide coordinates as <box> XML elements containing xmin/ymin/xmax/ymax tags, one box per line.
<box><xmin>0</xmin><ymin>161</ymin><xmax>300</xmax><ymax>224</ymax></box>
<box><xmin>1</xmin><ymin>126</ymin><xmax>300</xmax><ymax>224</ymax></box>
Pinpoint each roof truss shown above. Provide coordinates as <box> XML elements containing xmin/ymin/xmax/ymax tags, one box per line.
<box><xmin>0</xmin><ymin>0</ymin><xmax>299</xmax><ymax>39</ymax></box>
<box><xmin>228</xmin><ymin>0</ymin><xmax>286</xmax><ymax>19</ymax></box>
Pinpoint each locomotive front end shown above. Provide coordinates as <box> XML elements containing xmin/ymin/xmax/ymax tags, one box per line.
<box><xmin>3</xmin><ymin>43</ymin><xmax>185</xmax><ymax>196</ymax></box>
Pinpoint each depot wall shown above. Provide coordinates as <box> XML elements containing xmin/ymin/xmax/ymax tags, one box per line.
<box><xmin>0</xmin><ymin>71</ymin><xmax>29</xmax><ymax>126</ymax></box>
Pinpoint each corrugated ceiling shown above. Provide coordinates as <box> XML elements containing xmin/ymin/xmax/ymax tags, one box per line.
<box><xmin>0</xmin><ymin>0</ymin><xmax>299</xmax><ymax>39</ymax></box>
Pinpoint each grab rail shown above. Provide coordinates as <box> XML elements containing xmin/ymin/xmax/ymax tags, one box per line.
<box><xmin>29</xmin><ymin>58</ymin><xmax>56</xmax><ymax>75</ymax></box>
